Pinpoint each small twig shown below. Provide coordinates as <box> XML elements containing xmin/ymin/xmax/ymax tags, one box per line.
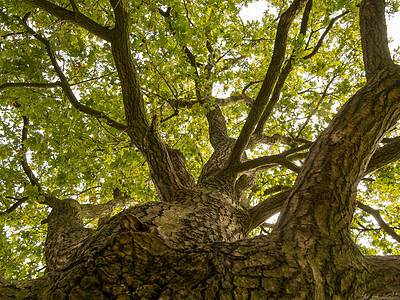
<box><xmin>63</xmin><ymin>186</ymin><xmax>102</xmax><ymax>197</ymax></box>
<box><xmin>303</xmin><ymin>11</ymin><xmax>350</xmax><ymax>60</ymax></box>
<box><xmin>242</xmin><ymin>80</ymin><xmax>264</xmax><ymax>95</ymax></box>
<box><xmin>297</xmin><ymin>75</ymin><xmax>336</xmax><ymax>137</ymax></box>
<box><xmin>160</xmin><ymin>111</ymin><xmax>178</xmax><ymax>123</ymax></box>
<box><xmin>182</xmin><ymin>0</ymin><xmax>196</xmax><ymax>28</ymax></box>
<box><xmin>70</xmin><ymin>72</ymin><xmax>117</xmax><ymax>86</ymax></box>
<box><xmin>142</xmin><ymin>39</ymin><xmax>178</xmax><ymax>99</ymax></box>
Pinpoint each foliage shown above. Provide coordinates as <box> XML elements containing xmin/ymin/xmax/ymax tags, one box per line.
<box><xmin>1</xmin><ymin>0</ymin><xmax>400</xmax><ymax>280</ymax></box>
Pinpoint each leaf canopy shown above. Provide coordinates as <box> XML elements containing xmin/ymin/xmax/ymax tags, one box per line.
<box><xmin>1</xmin><ymin>0</ymin><xmax>400</xmax><ymax>280</ymax></box>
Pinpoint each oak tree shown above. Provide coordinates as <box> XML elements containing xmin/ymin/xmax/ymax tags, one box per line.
<box><xmin>1</xmin><ymin>0</ymin><xmax>400</xmax><ymax>298</ymax></box>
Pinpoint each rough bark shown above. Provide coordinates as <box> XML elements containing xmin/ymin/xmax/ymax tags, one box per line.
<box><xmin>2</xmin><ymin>0</ymin><xmax>400</xmax><ymax>299</ymax></box>
<box><xmin>1</xmin><ymin>207</ymin><xmax>399</xmax><ymax>299</ymax></box>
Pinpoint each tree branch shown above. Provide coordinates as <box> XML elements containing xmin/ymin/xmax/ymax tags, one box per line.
<box><xmin>357</xmin><ymin>201</ymin><xmax>400</xmax><ymax>243</ymax></box>
<box><xmin>20</xmin><ymin>116</ymin><xmax>42</xmax><ymax>191</ymax></box>
<box><xmin>0</xmin><ymin>197</ymin><xmax>29</xmax><ymax>216</ymax></box>
<box><xmin>0</xmin><ymin>82</ymin><xmax>61</xmax><ymax>91</ymax></box>
<box><xmin>235</xmin><ymin>173</ymin><xmax>257</xmax><ymax>208</ymax></box>
<box><xmin>81</xmin><ymin>192</ymin><xmax>137</xmax><ymax>220</ymax></box>
<box><xmin>296</xmin><ymin>75</ymin><xmax>336</xmax><ymax>137</ymax></box>
<box><xmin>215</xmin><ymin>94</ymin><xmax>254</xmax><ymax>107</ymax></box>
<box><xmin>109</xmin><ymin>0</ymin><xmax>148</xmax><ymax>136</ymax></box>
<box><xmin>243</xmin><ymin>189</ymin><xmax>292</xmax><ymax>234</ymax></box>
<box><xmin>254</xmin><ymin>0</ymin><xmax>313</xmax><ymax>134</ymax></box>
<box><xmin>206</xmin><ymin>106</ymin><xmax>230</xmax><ymax>149</ymax></box>
<box><xmin>359</xmin><ymin>0</ymin><xmax>394</xmax><ymax>81</ymax></box>
<box><xmin>18</xmin><ymin>115</ymin><xmax>61</xmax><ymax>209</ymax></box>
<box><xmin>364</xmin><ymin>255</ymin><xmax>400</xmax><ymax>297</ymax></box>
<box><xmin>158</xmin><ymin>6</ymin><xmax>203</xmax><ymax>101</ymax></box>
<box><xmin>110</xmin><ymin>0</ymin><xmax>195</xmax><ymax>201</ymax></box>
<box><xmin>230</xmin><ymin>144</ymin><xmax>310</xmax><ymax>173</ymax></box>
<box><xmin>219</xmin><ymin>55</ymin><xmax>246</xmax><ymax>72</ymax></box>
<box><xmin>167</xmin><ymin>94</ymin><xmax>253</xmax><ymax>110</ymax></box>
<box><xmin>255</xmin><ymin>7</ymin><xmax>349</xmax><ymax>135</ymax></box>
<box><xmin>69</xmin><ymin>0</ymin><xmax>79</xmax><ymax>12</ymax></box>
<box><xmin>248</xmin><ymin>133</ymin><xmax>311</xmax><ymax>148</ymax></box>
<box><xmin>242</xmin><ymin>80</ymin><xmax>264</xmax><ymax>94</ymax></box>
<box><xmin>20</xmin><ymin>17</ymin><xmax>127</xmax><ymax>132</ymax></box>
<box><xmin>227</xmin><ymin>0</ymin><xmax>309</xmax><ymax>166</ymax></box>
<box><xmin>243</xmin><ymin>137</ymin><xmax>400</xmax><ymax>234</ymax></box>
<box><xmin>21</xmin><ymin>0</ymin><xmax>112</xmax><ymax>41</ymax></box>
<box><xmin>303</xmin><ymin>11</ymin><xmax>350</xmax><ymax>60</ymax></box>
<box><xmin>366</xmin><ymin>137</ymin><xmax>400</xmax><ymax>174</ymax></box>
<box><xmin>250</xmin><ymin>184</ymin><xmax>292</xmax><ymax>200</ymax></box>
<box><xmin>142</xmin><ymin>40</ymin><xmax>179</xmax><ymax>100</ymax></box>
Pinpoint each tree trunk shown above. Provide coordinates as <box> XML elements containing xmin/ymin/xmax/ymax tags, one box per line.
<box><xmin>2</xmin><ymin>0</ymin><xmax>400</xmax><ymax>299</ymax></box>
<box><xmin>1</xmin><ymin>188</ymin><xmax>400</xmax><ymax>299</ymax></box>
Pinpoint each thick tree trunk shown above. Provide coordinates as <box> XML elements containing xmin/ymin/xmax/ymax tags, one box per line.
<box><xmin>2</xmin><ymin>47</ymin><xmax>400</xmax><ymax>300</ymax></box>
<box><xmin>1</xmin><ymin>189</ymin><xmax>400</xmax><ymax>299</ymax></box>
<box><xmin>2</xmin><ymin>0</ymin><xmax>400</xmax><ymax>299</ymax></box>
<box><xmin>1</xmin><ymin>212</ymin><xmax>398</xmax><ymax>299</ymax></box>
<box><xmin>3</xmin><ymin>69</ymin><xmax>400</xmax><ymax>298</ymax></box>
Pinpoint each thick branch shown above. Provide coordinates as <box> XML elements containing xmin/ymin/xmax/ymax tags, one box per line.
<box><xmin>227</xmin><ymin>0</ymin><xmax>308</xmax><ymax>165</ymax></box>
<box><xmin>243</xmin><ymin>133</ymin><xmax>400</xmax><ymax>233</ymax></box>
<box><xmin>112</xmin><ymin>1</ymin><xmax>194</xmax><ymax>199</ymax></box>
<box><xmin>243</xmin><ymin>189</ymin><xmax>291</xmax><ymax>234</ymax></box>
<box><xmin>235</xmin><ymin>173</ymin><xmax>257</xmax><ymax>208</ymax></box>
<box><xmin>253</xmin><ymin>58</ymin><xmax>293</xmax><ymax>135</ymax></box>
<box><xmin>366</xmin><ymin>136</ymin><xmax>400</xmax><ymax>174</ymax></box>
<box><xmin>359</xmin><ymin>0</ymin><xmax>394</xmax><ymax>81</ymax></box>
<box><xmin>276</xmin><ymin>66</ymin><xmax>400</xmax><ymax>235</ymax></box>
<box><xmin>255</xmin><ymin>8</ymin><xmax>349</xmax><ymax>134</ymax></box>
<box><xmin>254</xmin><ymin>0</ymin><xmax>312</xmax><ymax>134</ymax></box>
<box><xmin>206</xmin><ymin>106</ymin><xmax>230</xmax><ymax>149</ymax></box>
<box><xmin>109</xmin><ymin>0</ymin><xmax>149</xmax><ymax>139</ymax></box>
<box><xmin>243</xmin><ymin>137</ymin><xmax>400</xmax><ymax>233</ymax></box>
<box><xmin>81</xmin><ymin>196</ymin><xmax>137</xmax><ymax>220</ymax></box>
<box><xmin>364</xmin><ymin>255</ymin><xmax>400</xmax><ymax>297</ymax></box>
<box><xmin>21</xmin><ymin>0</ymin><xmax>112</xmax><ymax>41</ymax></box>
<box><xmin>110</xmin><ymin>1</ymin><xmax>194</xmax><ymax>201</ymax></box>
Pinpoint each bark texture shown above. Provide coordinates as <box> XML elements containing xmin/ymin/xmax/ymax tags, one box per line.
<box><xmin>2</xmin><ymin>0</ymin><xmax>400</xmax><ymax>298</ymax></box>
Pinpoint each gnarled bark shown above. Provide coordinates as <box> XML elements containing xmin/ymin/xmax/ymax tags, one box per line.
<box><xmin>2</xmin><ymin>0</ymin><xmax>400</xmax><ymax>299</ymax></box>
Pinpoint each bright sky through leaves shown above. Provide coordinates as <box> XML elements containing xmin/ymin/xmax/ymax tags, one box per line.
<box><xmin>240</xmin><ymin>0</ymin><xmax>400</xmax><ymax>51</ymax></box>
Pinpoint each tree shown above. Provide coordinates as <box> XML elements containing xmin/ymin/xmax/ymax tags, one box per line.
<box><xmin>1</xmin><ymin>0</ymin><xmax>400</xmax><ymax>297</ymax></box>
